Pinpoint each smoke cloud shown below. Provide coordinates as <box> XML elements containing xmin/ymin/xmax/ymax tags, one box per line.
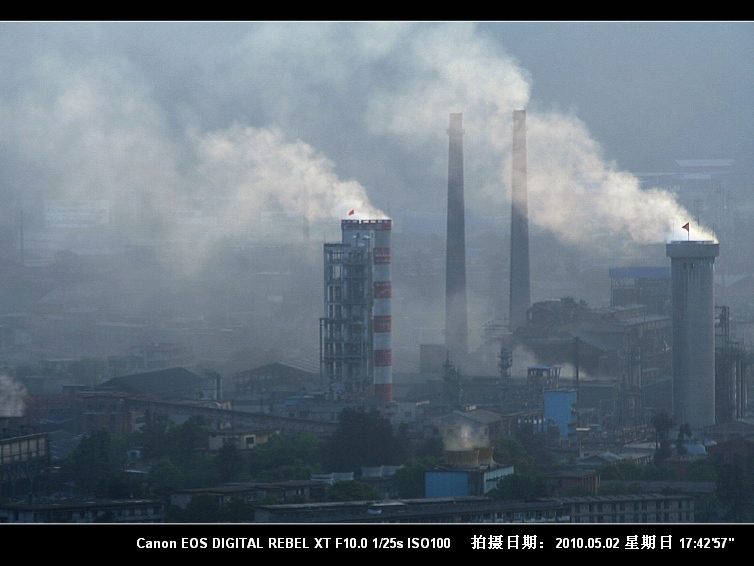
<box><xmin>525</xmin><ymin>112</ymin><xmax>717</xmax><ymax>246</ymax></box>
<box><xmin>195</xmin><ymin>123</ymin><xmax>385</xmax><ymax>226</ymax></box>
<box><xmin>361</xmin><ymin>23</ymin><xmax>716</xmax><ymax>249</ymax></box>
<box><xmin>0</xmin><ymin>22</ymin><xmax>717</xmax><ymax>268</ymax></box>
<box><xmin>0</xmin><ymin>375</ymin><xmax>26</xmax><ymax>417</ymax></box>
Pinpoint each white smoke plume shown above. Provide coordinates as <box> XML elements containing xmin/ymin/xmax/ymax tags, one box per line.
<box><xmin>0</xmin><ymin>22</ymin><xmax>718</xmax><ymax>268</ymax></box>
<box><xmin>195</xmin><ymin>123</ymin><xmax>385</xmax><ymax>226</ymax></box>
<box><xmin>362</xmin><ymin>23</ymin><xmax>716</xmax><ymax>249</ymax></box>
<box><xmin>0</xmin><ymin>375</ymin><xmax>26</xmax><ymax>418</ymax></box>
<box><xmin>0</xmin><ymin>52</ymin><xmax>181</xmax><ymax>210</ymax></box>
<box><xmin>525</xmin><ymin>112</ymin><xmax>717</xmax><ymax>246</ymax></box>
<box><xmin>0</xmin><ymin>44</ymin><xmax>386</xmax><ymax>270</ymax></box>
<box><xmin>442</xmin><ymin>423</ymin><xmax>491</xmax><ymax>451</ymax></box>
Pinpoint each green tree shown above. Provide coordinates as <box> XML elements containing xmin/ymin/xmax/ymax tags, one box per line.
<box><xmin>513</xmin><ymin>426</ymin><xmax>556</xmax><ymax>470</ymax></box>
<box><xmin>416</xmin><ymin>435</ymin><xmax>444</xmax><ymax>459</ymax></box>
<box><xmin>148</xmin><ymin>458</ymin><xmax>185</xmax><ymax>499</ymax></box>
<box><xmin>178</xmin><ymin>493</ymin><xmax>221</xmax><ymax>522</ymax></box>
<box><xmin>246</xmin><ymin>432</ymin><xmax>325</xmax><ymax>481</ymax></box>
<box><xmin>391</xmin><ymin>457</ymin><xmax>439</xmax><ymax>498</ymax></box>
<box><xmin>171</xmin><ymin>416</ymin><xmax>210</xmax><ymax>467</ymax></box>
<box><xmin>215</xmin><ymin>443</ymin><xmax>243</xmax><ymax>483</ymax></box>
<box><xmin>137</xmin><ymin>412</ymin><xmax>175</xmax><ymax>460</ymax></box>
<box><xmin>492</xmin><ymin>436</ymin><xmax>534</xmax><ymax>474</ymax></box>
<box><xmin>715</xmin><ymin>456</ymin><xmax>754</xmax><ymax>522</ymax></box>
<box><xmin>65</xmin><ymin>429</ymin><xmax>126</xmax><ymax>496</ymax></box>
<box><xmin>326</xmin><ymin>409</ymin><xmax>406</xmax><ymax>472</ymax></box>
<box><xmin>182</xmin><ymin>456</ymin><xmax>221</xmax><ymax>489</ymax></box>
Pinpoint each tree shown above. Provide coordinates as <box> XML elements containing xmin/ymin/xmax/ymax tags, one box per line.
<box><xmin>715</xmin><ymin>456</ymin><xmax>754</xmax><ymax>522</ymax></box>
<box><xmin>171</xmin><ymin>416</ymin><xmax>210</xmax><ymax>467</ymax></box>
<box><xmin>246</xmin><ymin>432</ymin><xmax>325</xmax><ymax>481</ymax></box>
<box><xmin>391</xmin><ymin>457</ymin><xmax>439</xmax><ymax>499</ymax></box>
<box><xmin>492</xmin><ymin>436</ymin><xmax>534</xmax><ymax>474</ymax></box>
<box><xmin>137</xmin><ymin>412</ymin><xmax>174</xmax><ymax>460</ymax></box>
<box><xmin>148</xmin><ymin>458</ymin><xmax>185</xmax><ymax>499</ymax></box>
<box><xmin>178</xmin><ymin>493</ymin><xmax>221</xmax><ymax>523</ymax></box>
<box><xmin>325</xmin><ymin>480</ymin><xmax>380</xmax><ymax>502</ymax></box>
<box><xmin>416</xmin><ymin>435</ymin><xmax>444</xmax><ymax>459</ymax></box>
<box><xmin>64</xmin><ymin>428</ymin><xmax>126</xmax><ymax>496</ymax></box>
<box><xmin>489</xmin><ymin>473</ymin><xmax>549</xmax><ymax>501</ymax></box>
<box><xmin>326</xmin><ymin>409</ymin><xmax>406</xmax><ymax>472</ymax></box>
<box><xmin>215</xmin><ymin>443</ymin><xmax>243</xmax><ymax>483</ymax></box>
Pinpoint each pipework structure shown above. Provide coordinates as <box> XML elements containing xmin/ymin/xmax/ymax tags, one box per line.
<box><xmin>445</xmin><ymin>112</ymin><xmax>469</xmax><ymax>363</ymax></box>
<box><xmin>666</xmin><ymin>240</ymin><xmax>719</xmax><ymax>430</ymax></box>
<box><xmin>320</xmin><ymin>219</ymin><xmax>393</xmax><ymax>402</ymax></box>
<box><xmin>509</xmin><ymin>109</ymin><xmax>531</xmax><ymax>332</ymax></box>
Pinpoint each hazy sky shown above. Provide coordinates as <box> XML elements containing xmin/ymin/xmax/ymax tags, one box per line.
<box><xmin>0</xmin><ymin>22</ymin><xmax>750</xmax><ymax>255</ymax></box>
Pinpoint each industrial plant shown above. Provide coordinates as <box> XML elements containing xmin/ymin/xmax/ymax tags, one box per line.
<box><xmin>0</xmin><ymin>105</ymin><xmax>751</xmax><ymax>523</ymax></box>
<box><xmin>321</xmin><ymin>218</ymin><xmax>393</xmax><ymax>402</ymax></box>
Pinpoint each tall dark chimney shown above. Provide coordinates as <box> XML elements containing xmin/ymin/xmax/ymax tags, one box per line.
<box><xmin>509</xmin><ymin>110</ymin><xmax>531</xmax><ymax>331</ymax></box>
<box><xmin>445</xmin><ymin>113</ymin><xmax>468</xmax><ymax>361</ymax></box>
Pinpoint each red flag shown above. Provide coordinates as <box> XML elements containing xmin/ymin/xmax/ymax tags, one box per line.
<box><xmin>682</xmin><ymin>222</ymin><xmax>690</xmax><ymax>232</ymax></box>
<box><xmin>348</xmin><ymin>209</ymin><xmax>355</xmax><ymax>216</ymax></box>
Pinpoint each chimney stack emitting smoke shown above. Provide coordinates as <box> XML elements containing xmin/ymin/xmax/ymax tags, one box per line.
<box><xmin>666</xmin><ymin>240</ymin><xmax>719</xmax><ymax>430</ymax></box>
<box><xmin>509</xmin><ymin>109</ymin><xmax>531</xmax><ymax>331</ymax></box>
<box><xmin>445</xmin><ymin>113</ymin><xmax>469</xmax><ymax>363</ymax></box>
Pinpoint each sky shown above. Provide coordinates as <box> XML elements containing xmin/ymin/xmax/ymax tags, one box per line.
<box><xmin>0</xmin><ymin>21</ymin><xmax>750</xmax><ymax>262</ymax></box>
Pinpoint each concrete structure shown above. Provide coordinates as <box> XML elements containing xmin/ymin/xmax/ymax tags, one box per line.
<box><xmin>666</xmin><ymin>240</ymin><xmax>719</xmax><ymax>429</ymax></box>
<box><xmin>254</xmin><ymin>496</ymin><xmax>571</xmax><ymax>523</ymax></box>
<box><xmin>543</xmin><ymin>389</ymin><xmax>577</xmax><ymax>439</ymax></box>
<box><xmin>564</xmin><ymin>493</ymin><xmax>694</xmax><ymax>523</ymax></box>
<box><xmin>0</xmin><ymin>433</ymin><xmax>49</xmax><ymax>501</ymax></box>
<box><xmin>445</xmin><ymin>113</ymin><xmax>469</xmax><ymax>362</ymax></box>
<box><xmin>321</xmin><ymin>219</ymin><xmax>393</xmax><ymax>402</ymax></box>
<box><xmin>252</xmin><ymin>493</ymin><xmax>693</xmax><ymax>523</ymax></box>
<box><xmin>509</xmin><ymin>109</ymin><xmax>531</xmax><ymax>331</ymax></box>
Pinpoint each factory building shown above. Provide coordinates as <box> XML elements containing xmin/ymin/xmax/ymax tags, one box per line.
<box><xmin>320</xmin><ymin>219</ymin><xmax>393</xmax><ymax>402</ymax></box>
<box><xmin>666</xmin><ymin>240</ymin><xmax>719</xmax><ymax>430</ymax></box>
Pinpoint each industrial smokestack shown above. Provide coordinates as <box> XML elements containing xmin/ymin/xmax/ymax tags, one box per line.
<box><xmin>666</xmin><ymin>240</ymin><xmax>719</xmax><ymax>430</ymax></box>
<box><xmin>324</xmin><ymin>218</ymin><xmax>393</xmax><ymax>403</ymax></box>
<box><xmin>509</xmin><ymin>109</ymin><xmax>531</xmax><ymax>331</ymax></box>
<box><xmin>445</xmin><ymin>113</ymin><xmax>469</xmax><ymax>362</ymax></box>
<box><xmin>371</xmin><ymin>219</ymin><xmax>393</xmax><ymax>403</ymax></box>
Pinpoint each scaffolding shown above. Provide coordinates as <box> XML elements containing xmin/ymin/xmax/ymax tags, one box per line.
<box><xmin>715</xmin><ymin>305</ymin><xmax>748</xmax><ymax>422</ymax></box>
<box><xmin>320</xmin><ymin>240</ymin><xmax>373</xmax><ymax>400</ymax></box>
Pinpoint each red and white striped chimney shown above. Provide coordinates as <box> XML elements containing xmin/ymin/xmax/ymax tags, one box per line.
<box><xmin>372</xmin><ymin>219</ymin><xmax>393</xmax><ymax>402</ymax></box>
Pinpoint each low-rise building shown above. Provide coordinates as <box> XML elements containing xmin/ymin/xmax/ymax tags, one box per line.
<box><xmin>0</xmin><ymin>499</ymin><xmax>164</xmax><ymax>523</ymax></box>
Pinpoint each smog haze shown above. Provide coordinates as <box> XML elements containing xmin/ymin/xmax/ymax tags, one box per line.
<box><xmin>0</xmin><ymin>21</ymin><xmax>751</xmax><ymax>371</ymax></box>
